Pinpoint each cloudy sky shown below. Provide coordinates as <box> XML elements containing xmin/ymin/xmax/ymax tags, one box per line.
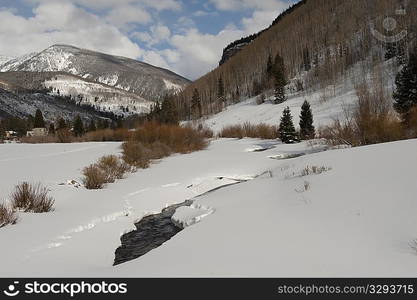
<box><xmin>0</xmin><ymin>0</ymin><xmax>297</xmax><ymax>79</ymax></box>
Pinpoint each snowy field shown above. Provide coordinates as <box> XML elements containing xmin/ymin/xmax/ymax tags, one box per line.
<box><xmin>1</xmin><ymin>137</ymin><xmax>417</xmax><ymax>277</ymax></box>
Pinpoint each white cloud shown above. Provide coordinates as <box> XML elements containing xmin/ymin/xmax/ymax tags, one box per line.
<box><xmin>105</xmin><ymin>4</ymin><xmax>152</xmax><ymax>28</ymax></box>
<box><xmin>0</xmin><ymin>2</ymin><xmax>142</xmax><ymax>59</ymax></box>
<box><xmin>25</xmin><ymin>0</ymin><xmax>182</xmax><ymax>11</ymax></box>
<box><xmin>163</xmin><ymin>27</ymin><xmax>244</xmax><ymax>79</ymax></box>
<box><xmin>131</xmin><ymin>23</ymin><xmax>171</xmax><ymax>47</ymax></box>
<box><xmin>209</xmin><ymin>0</ymin><xmax>288</xmax><ymax>11</ymax></box>
<box><xmin>1</xmin><ymin>0</ymin><xmax>294</xmax><ymax>80</ymax></box>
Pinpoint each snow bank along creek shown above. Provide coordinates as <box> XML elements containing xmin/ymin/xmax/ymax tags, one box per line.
<box><xmin>113</xmin><ymin>176</ymin><xmax>258</xmax><ymax>265</ymax></box>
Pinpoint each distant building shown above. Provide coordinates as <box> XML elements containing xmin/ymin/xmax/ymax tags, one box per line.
<box><xmin>26</xmin><ymin>128</ymin><xmax>47</xmax><ymax>137</ymax></box>
<box><xmin>5</xmin><ymin>131</ymin><xmax>17</xmax><ymax>139</ymax></box>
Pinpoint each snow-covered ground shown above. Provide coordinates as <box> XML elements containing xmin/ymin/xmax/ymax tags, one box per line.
<box><xmin>1</xmin><ymin>137</ymin><xmax>417</xmax><ymax>277</ymax></box>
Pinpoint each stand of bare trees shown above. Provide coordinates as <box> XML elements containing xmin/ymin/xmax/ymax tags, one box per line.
<box><xmin>175</xmin><ymin>0</ymin><xmax>416</xmax><ymax>120</ymax></box>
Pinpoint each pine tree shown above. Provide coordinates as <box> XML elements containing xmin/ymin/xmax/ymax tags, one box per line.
<box><xmin>33</xmin><ymin>109</ymin><xmax>45</xmax><ymax>128</ymax></box>
<box><xmin>274</xmin><ymin>80</ymin><xmax>286</xmax><ymax>104</ymax></box>
<box><xmin>273</xmin><ymin>52</ymin><xmax>287</xmax><ymax>104</ymax></box>
<box><xmin>73</xmin><ymin>115</ymin><xmax>84</xmax><ymax>137</ymax></box>
<box><xmin>161</xmin><ymin>96</ymin><xmax>179</xmax><ymax>124</ymax></box>
<box><xmin>273</xmin><ymin>52</ymin><xmax>287</xmax><ymax>85</ymax></box>
<box><xmin>88</xmin><ymin>119</ymin><xmax>97</xmax><ymax>132</ymax></box>
<box><xmin>48</xmin><ymin>123</ymin><xmax>55</xmax><ymax>135</ymax></box>
<box><xmin>56</xmin><ymin>117</ymin><xmax>67</xmax><ymax>130</ymax></box>
<box><xmin>191</xmin><ymin>88</ymin><xmax>202</xmax><ymax>119</ymax></box>
<box><xmin>393</xmin><ymin>45</ymin><xmax>417</xmax><ymax>124</ymax></box>
<box><xmin>299</xmin><ymin>100</ymin><xmax>315</xmax><ymax>139</ymax></box>
<box><xmin>279</xmin><ymin>107</ymin><xmax>297</xmax><ymax>144</ymax></box>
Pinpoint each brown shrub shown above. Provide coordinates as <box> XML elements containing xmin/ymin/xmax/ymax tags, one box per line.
<box><xmin>319</xmin><ymin>82</ymin><xmax>405</xmax><ymax>146</ymax></box>
<box><xmin>80</xmin><ymin>128</ymin><xmax>132</xmax><ymax>142</ymax></box>
<box><xmin>219</xmin><ymin>125</ymin><xmax>244</xmax><ymax>139</ymax></box>
<box><xmin>0</xmin><ymin>203</ymin><xmax>18</xmax><ymax>228</ymax></box>
<box><xmin>97</xmin><ymin>155</ymin><xmax>131</xmax><ymax>182</ymax></box>
<box><xmin>20</xmin><ymin>135</ymin><xmax>58</xmax><ymax>144</ymax></box>
<box><xmin>146</xmin><ymin>142</ymin><xmax>172</xmax><ymax>160</ymax></box>
<box><xmin>405</xmin><ymin>107</ymin><xmax>417</xmax><ymax>138</ymax></box>
<box><xmin>219</xmin><ymin>122</ymin><xmax>279</xmax><ymax>139</ymax></box>
<box><xmin>11</xmin><ymin>182</ymin><xmax>55</xmax><ymax>213</ymax></box>
<box><xmin>56</xmin><ymin>128</ymin><xmax>73</xmax><ymax>143</ymax></box>
<box><xmin>121</xmin><ymin>142</ymin><xmax>151</xmax><ymax>168</ymax></box>
<box><xmin>82</xmin><ymin>165</ymin><xmax>107</xmax><ymax>189</ymax></box>
<box><xmin>132</xmin><ymin>122</ymin><xmax>209</xmax><ymax>154</ymax></box>
<box><xmin>196</xmin><ymin>123</ymin><xmax>214</xmax><ymax>139</ymax></box>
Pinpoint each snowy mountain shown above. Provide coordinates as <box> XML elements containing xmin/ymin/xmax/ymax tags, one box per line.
<box><xmin>0</xmin><ymin>52</ymin><xmax>38</xmax><ymax>72</ymax></box>
<box><xmin>0</xmin><ymin>44</ymin><xmax>190</xmax><ymax>117</ymax></box>
<box><xmin>0</xmin><ymin>88</ymin><xmax>106</xmax><ymax>121</ymax></box>
<box><xmin>0</xmin><ymin>71</ymin><xmax>153</xmax><ymax>116</ymax></box>
<box><xmin>0</xmin><ymin>55</ymin><xmax>13</xmax><ymax>66</ymax></box>
<box><xmin>0</xmin><ymin>45</ymin><xmax>190</xmax><ymax>100</ymax></box>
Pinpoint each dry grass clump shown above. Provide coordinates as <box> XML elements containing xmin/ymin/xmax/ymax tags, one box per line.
<box><xmin>11</xmin><ymin>182</ymin><xmax>55</xmax><ymax>213</ymax></box>
<box><xmin>20</xmin><ymin>128</ymin><xmax>134</xmax><ymax>144</ymax></box>
<box><xmin>319</xmin><ymin>81</ymin><xmax>405</xmax><ymax>146</ymax></box>
<box><xmin>83</xmin><ymin>155</ymin><xmax>130</xmax><ymax>189</ymax></box>
<box><xmin>301</xmin><ymin>165</ymin><xmax>332</xmax><ymax>176</ymax></box>
<box><xmin>121</xmin><ymin>142</ymin><xmax>152</xmax><ymax>168</ymax></box>
<box><xmin>219</xmin><ymin>122</ymin><xmax>279</xmax><ymax>139</ymax></box>
<box><xmin>56</xmin><ymin>128</ymin><xmax>73</xmax><ymax>143</ymax></box>
<box><xmin>0</xmin><ymin>203</ymin><xmax>18</xmax><ymax>228</ymax></box>
<box><xmin>82</xmin><ymin>164</ymin><xmax>107</xmax><ymax>189</ymax></box>
<box><xmin>20</xmin><ymin>135</ymin><xmax>58</xmax><ymax>144</ymax></box>
<box><xmin>131</xmin><ymin>122</ymin><xmax>209</xmax><ymax>154</ymax></box>
<box><xmin>121</xmin><ymin>122</ymin><xmax>209</xmax><ymax>170</ymax></box>
<box><xmin>80</xmin><ymin>128</ymin><xmax>132</xmax><ymax>142</ymax></box>
<box><xmin>97</xmin><ymin>155</ymin><xmax>131</xmax><ymax>182</ymax></box>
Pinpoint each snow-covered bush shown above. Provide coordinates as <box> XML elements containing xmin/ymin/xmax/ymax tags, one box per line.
<box><xmin>11</xmin><ymin>182</ymin><xmax>55</xmax><ymax>213</ymax></box>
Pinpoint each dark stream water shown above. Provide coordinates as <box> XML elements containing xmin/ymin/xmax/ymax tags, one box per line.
<box><xmin>113</xmin><ymin>200</ymin><xmax>192</xmax><ymax>266</ymax></box>
<box><xmin>113</xmin><ymin>179</ymin><xmax>253</xmax><ymax>266</ymax></box>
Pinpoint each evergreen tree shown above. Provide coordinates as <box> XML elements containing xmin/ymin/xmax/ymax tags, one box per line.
<box><xmin>393</xmin><ymin>45</ymin><xmax>417</xmax><ymax>124</ymax></box>
<box><xmin>160</xmin><ymin>96</ymin><xmax>179</xmax><ymax>124</ymax></box>
<box><xmin>299</xmin><ymin>100</ymin><xmax>315</xmax><ymax>139</ymax></box>
<box><xmin>48</xmin><ymin>123</ymin><xmax>55</xmax><ymax>135</ymax></box>
<box><xmin>88</xmin><ymin>119</ymin><xmax>97</xmax><ymax>132</ymax></box>
<box><xmin>191</xmin><ymin>88</ymin><xmax>202</xmax><ymax>119</ymax></box>
<box><xmin>56</xmin><ymin>117</ymin><xmax>67</xmax><ymax>130</ymax></box>
<box><xmin>274</xmin><ymin>80</ymin><xmax>286</xmax><ymax>104</ymax></box>
<box><xmin>273</xmin><ymin>52</ymin><xmax>287</xmax><ymax>104</ymax></box>
<box><xmin>279</xmin><ymin>107</ymin><xmax>298</xmax><ymax>144</ymax></box>
<box><xmin>33</xmin><ymin>109</ymin><xmax>45</xmax><ymax>128</ymax></box>
<box><xmin>73</xmin><ymin>115</ymin><xmax>84</xmax><ymax>137</ymax></box>
<box><xmin>273</xmin><ymin>52</ymin><xmax>287</xmax><ymax>85</ymax></box>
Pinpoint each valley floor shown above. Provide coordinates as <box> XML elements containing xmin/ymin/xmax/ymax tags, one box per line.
<box><xmin>1</xmin><ymin>138</ymin><xmax>417</xmax><ymax>277</ymax></box>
